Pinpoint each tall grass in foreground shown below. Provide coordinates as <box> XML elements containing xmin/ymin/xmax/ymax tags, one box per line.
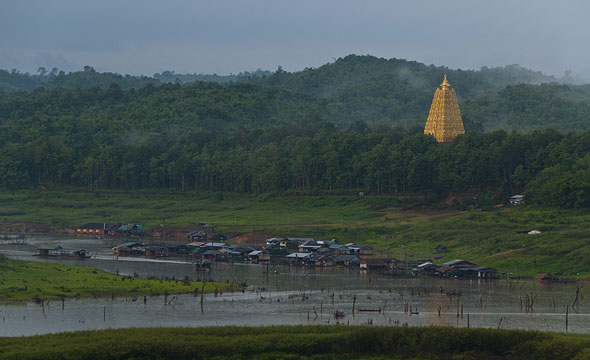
<box><xmin>1</xmin><ymin>325</ymin><xmax>590</xmax><ymax>359</ymax></box>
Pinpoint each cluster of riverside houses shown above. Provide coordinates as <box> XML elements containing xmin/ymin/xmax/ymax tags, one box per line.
<box><xmin>109</xmin><ymin>237</ymin><xmax>500</xmax><ymax>278</ymax></box>
<box><xmin>72</xmin><ymin>222</ymin><xmax>144</xmax><ymax>237</ymax></box>
<box><xmin>112</xmin><ymin>237</ymin><xmax>375</xmax><ymax>268</ymax></box>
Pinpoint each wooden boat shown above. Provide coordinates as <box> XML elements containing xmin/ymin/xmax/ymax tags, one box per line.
<box><xmin>194</xmin><ymin>259</ymin><xmax>212</xmax><ymax>270</ymax></box>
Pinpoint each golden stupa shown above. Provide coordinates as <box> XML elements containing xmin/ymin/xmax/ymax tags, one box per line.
<box><xmin>424</xmin><ymin>74</ymin><xmax>465</xmax><ymax>143</ymax></box>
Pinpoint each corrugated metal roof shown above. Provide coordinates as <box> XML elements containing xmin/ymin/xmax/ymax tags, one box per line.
<box><xmin>442</xmin><ymin>259</ymin><xmax>470</xmax><ymax>267</ymax></box>
<box><xmin>286</xmin><ymin>253</ymin><xmax>311</xmax><ymax>258</ymax></box>
<box><xmin>202</xmin><ymin>242</ymin><xmax>225</xmax><ymax>247</ymax></box>
<box><xmin>187</xmin><ymin>241</ymin><xmax>205</xmax><ymax>247</ymax></box>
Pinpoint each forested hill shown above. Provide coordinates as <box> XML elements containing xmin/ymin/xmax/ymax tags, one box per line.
<box><xmin>463</xmin><ymin>83</ymin><xmax>590</xmax><ymax>132</ymax></box>
<box><xmin>0</xmin><ymin>55</ymin><xmax>556</xmax><ymax>94</ymax></box>
<box><xmin>0</xmin><ymin>66</ymin><xmax>158</xmax><ymax>92</ymax></box>
<box><xmin>2</xmin><ymin>54</ymin><xmax>583</xmax><ymax>133</ymax></box>
<box><xmin>2</xmin><ymin>67</ymin><xmax>590</xmax><ymax>135</ymax></box>
<box><xmin>1</xmin><ymin>57</ymin><xmax>590</xmax><ymax>206</ymax></box>
<box><xmin>251</xmin><ymin>55</ymin><xmax>556</xmax><ymax>98</ymax></box>
<box><xmin>0</xmin><ymin>67</ymin><xmax>271</xmax><ymax>92</ymax></box>
<box><xmin>250</xmin><ymin>55</ymin><xmax>565</xmax><ymax>130</ymax></box>
<box><xmin>0</xmin><ymin>83</ymin><xmax>334</xmax><ymax>144</ymax></box>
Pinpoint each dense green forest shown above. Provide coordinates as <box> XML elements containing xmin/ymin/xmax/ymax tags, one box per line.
<box><xmin>2</xmin><ymin>55</ymin><xmax>588</xmax><ymax>133</ymax></box>
<box><xmin>0</xmin><ymin>55</ymin><xmax>556</xmax><ymax>93</ymax></box>
<box><xmin>1</xmin><ymin>95</ymin><xmax>589</xmax><ymax>208</ymax></box>
<box><xmin>1</xmin><ymin>55</ymin><xmax>590</xmax><ymax>207</ymax></box>
<box><xmin>0</xmin><ymin>66</ymin><xmax>157</xmax><ymax>92</ymax></box>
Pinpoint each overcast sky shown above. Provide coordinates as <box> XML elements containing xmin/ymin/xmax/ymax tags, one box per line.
<box><xmin>2</xmin><ymin>0</ymin><xmax>590</xmax><ymax>78</ymax></box>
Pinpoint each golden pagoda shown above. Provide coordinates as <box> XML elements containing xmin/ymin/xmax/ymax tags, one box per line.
<box><xmin>424</xmin><ymin>74</ymin><xmax>465</xmax><ymax>143</ymax></box>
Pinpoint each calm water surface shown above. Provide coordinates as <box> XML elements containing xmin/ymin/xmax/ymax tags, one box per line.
<box><xmin>0</xmin><ymin>235</ymin><xmax>587</xmax><ymax>336</ymax></box>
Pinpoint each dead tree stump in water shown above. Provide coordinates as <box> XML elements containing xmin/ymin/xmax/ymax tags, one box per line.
<box><xmin>566</xmin><ymin>305</ymin><xmax>569</xmax><ymax>332</ymax></box>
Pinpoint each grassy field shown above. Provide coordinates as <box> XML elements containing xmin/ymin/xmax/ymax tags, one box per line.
<box><xmin>1</xmin><ymin>325</ymin><xmax>590</xmax><ymax>359</ymax></box>
<box><xmin>2</xmin><ymin>189</ymin><xmax>590</xmax><ymax>277</ymax></box>
<box><xmin>0</xmin><ymin>258</ymin><xmax>241</xmax><ymax>302</ymax></box>
<box><xmin>0</xmin><ymin>189</ymin><xmax>413</xmax><ymax>229</ymax></box>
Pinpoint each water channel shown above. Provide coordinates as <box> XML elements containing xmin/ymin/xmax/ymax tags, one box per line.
<box><xmin>0</xmin><ymin>235</ymin><xmax>587</xmax><ymax>336</ymax></box>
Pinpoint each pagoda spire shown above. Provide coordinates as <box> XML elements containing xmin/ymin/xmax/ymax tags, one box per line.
<box><xmin>441</xmin><ymin>73</ymin><xmax>450</xmax><ymax>89</ymax></box>
<box><xmin>424</xmin><ymin>74</ymin><xmax>465</xmax><ymax>143</ymax></box>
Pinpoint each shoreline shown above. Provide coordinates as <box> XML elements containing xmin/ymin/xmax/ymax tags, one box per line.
<box><xmin>1</xmin><ymin>243</ymin><xmax>583</xmax><ymax>285</ymax></box>
<box><xmin>0</xmin><ymin>258</ymin><xmax>242</xmax><ymax>305</ymax></box>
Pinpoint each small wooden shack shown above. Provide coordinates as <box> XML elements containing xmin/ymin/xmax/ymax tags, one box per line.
<box><xmin>359</xmin><ymin>258</ymin><xmax>389</xmax><ymax>270</ymax></box>
<box><xmin>112</xmin><ymin>242</ymin><xmax>144</xmax><ymax>257</ymax></box>
<box><xmin>37</xmin><ymin>245</ymin><xmax>88</xmax><ymax>258</ymax></box>
<box><xmin>145</xmin><ymin>246</ymin><xmax>168</xmax><ymax>257</ymax></box>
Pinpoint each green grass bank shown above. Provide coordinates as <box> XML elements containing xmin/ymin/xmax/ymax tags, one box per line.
<box><xmin>1</xmin><ymin>325</ymin><xmax>590</xmax><ymax>360</ymax></box>
<box><xmin>2</xmin><ymin>189</ymin><xmax>590</xmax><ymax>278</ymax></box>
<box><xmin>0</xmin><ymin>258</ymin><xmax>240</xmax><ymax>302</ymax></box>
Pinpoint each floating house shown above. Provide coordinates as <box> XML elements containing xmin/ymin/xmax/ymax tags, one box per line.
<box><xmin>248</xmin><ymin>250</ymin><xmax>263</xmax><ymax>263</ymax></box>
<box><xmin>286</xmin><ymin>252</ymin><xmax>311</xmax><ymax>266</ymax></box>
<box><xmin>359</xmin><ymin>258</ymin><xmax>389</xmax><ymax>270</ymax></box>
<box><xmin>166</xmin><ymin>244</ymin><xmax>190</xmax><ymax>255</ymax></box>
<box><xmin>431</xmin><ymin>259</ymin><xmax>500</xmax><ymax>279</ymax></box>
<box><xmin>112</xmin><ymin>242</ymin><xmax>144</xmax><ymax>257</ymax></box>
<box><xmin>416</xmin><ymin>262</ymin><xmax>439</xmax><ymax>275</ymax></box>
<box><xmin>37</xmin><ymin>245</ymin><xmax>88</xmax><ymax>258</ymax></box>
<box><xmin>201</xmin><ymin>249</ymin><xmax>226</xmax><ymax>261</ymax></box>
<box><xmin>38</xmin><ymin>244</ymin><xmax>62</xmax><ymax>256</ymax></box>
<box><xmin>307</xmin><ymin>254</ymin><xmax>334</xmax><ymax>267</ymax></box>
<box><xmin>145</xmin><ymin>246</ymin><xmax>168</xmax><ymax>257</ymax></box>
<box><xmin>333</xmin><ymin>255</ymin><xmax>361</xmax><ymax>267</ymax></box>
<box><xmin>449</xmin><ymin>266</ymin><xmax>499</xmax><ymax>279</ymax></box>
<box><xmin>441</xmin><ymin>259</ymin><xmax>477</xmax><ymax>268</ymax></box>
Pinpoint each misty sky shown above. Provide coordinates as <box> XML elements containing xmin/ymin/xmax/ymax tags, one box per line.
<box><xmin>2</xmin><ymin>0</ymin><xmax>590</xmax><ymax>78</ymax></box>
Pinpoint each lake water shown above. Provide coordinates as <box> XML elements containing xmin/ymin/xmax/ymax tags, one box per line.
<box><xmin>0</xmin><ymin>234</ymin><xmax>587</xmax><ymax>336</ymax></box>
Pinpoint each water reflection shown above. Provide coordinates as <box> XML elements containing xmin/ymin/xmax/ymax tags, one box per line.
<box><xmin>0</xmin><ymin>235</ymin><xmax>588</xmax><ymax>336</ymax></box>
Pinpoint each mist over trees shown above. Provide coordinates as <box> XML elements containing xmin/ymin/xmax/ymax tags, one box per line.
<box><xmin>1</xmin><ymin>55</ymin><xmax>590</xmax><ymax>207</ymax></box>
